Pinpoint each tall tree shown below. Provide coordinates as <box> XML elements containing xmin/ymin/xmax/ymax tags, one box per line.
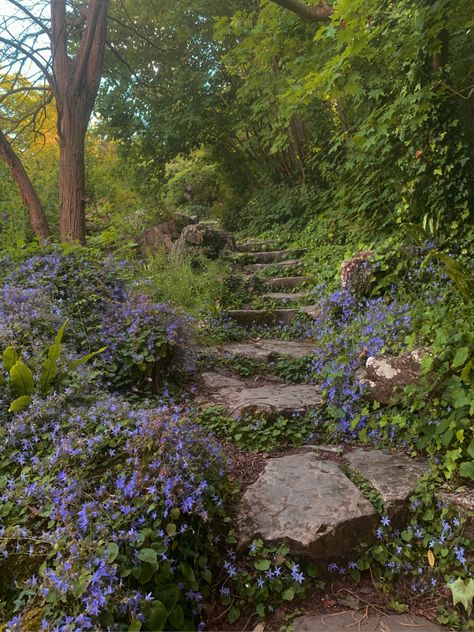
<box><xmin>0</xmin><ymin>0</ymin><xmax>109</xmax><ymax>243</ymax></box>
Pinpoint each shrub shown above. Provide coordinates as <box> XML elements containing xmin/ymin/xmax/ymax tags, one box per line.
<box><xmin>0</xmin><ymin>246</ymin><xmax>195</xmax><ymax>392</ymax></box>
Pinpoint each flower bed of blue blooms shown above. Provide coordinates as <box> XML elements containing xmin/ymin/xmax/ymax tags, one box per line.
<box><xmin>0</xmin><ymin>247</ymin><xmax>226</xmax><ymax>630</ymax></box>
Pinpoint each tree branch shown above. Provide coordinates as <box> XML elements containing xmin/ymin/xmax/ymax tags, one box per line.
<box><xmin>269</xmin><ymin>0</ymin><xmax>333</xmax><ymax>22</ymax></box>
<box><xmin>5</xmin><ymin>0</ymin><xmax>51</xmax><ymax>36</ymax></box>
<box><xmin>0</xmin><ymin>36</ymin><xmax>54</xmax><ymax>86</ymax></box>
<box><xmin>0</xmin><ymin>129</ymin><xmax>51</xmax><ymax>241</ymax></box>
<box><xmin>51</xmin><ymin>0</ymin><xmax>70</xmax><ymax>92</ymax></box>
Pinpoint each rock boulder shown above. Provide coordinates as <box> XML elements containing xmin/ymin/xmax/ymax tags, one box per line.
<box><xmin>173</xmin><ymin>223</ymin><xmax>235</xmax><ymax>259</ymax></box>
<box><xmin>237</xmin><ymin>454</ymin><xmax>377</xmax><ymax>558</ymax></box>
<box><xmin>358</xmin><ymin>348</ymin><xmax>430</xmax><ymax>404</ymax></box>
<box><xmin>340</xmin><ymin>250</ymin><xmax>375</xmax><ymax>295</ymax></box>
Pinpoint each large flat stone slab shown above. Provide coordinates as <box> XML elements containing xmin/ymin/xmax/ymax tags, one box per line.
<box><xmin>262</xmin><ymin>292</ymin><xmax>307</xmax><ymax>303</ymax></box>
<box><xmin>242</xmin><ymin>258</ymin><xmax>303</xmax><ymax>274</ymax></box>
<box><xmin>225</xmin><ymin>306</ymin><xmax>320</xmax><ymax>327</ymax></box>
<box><xmin>200</xmin><ymin>371</ymin><xmax>323</xmax><ymax>419</ymax></box>
<box><xmin>237</xmin><ymin>454</ymin><xmax>377</xmax><ymax>558</ymax></box>
<box><xmin>292</xmin><ymin>612</ymin><xmax>447</xmax><ymax>631</ymax></box>
<box><xmin>264</xmin><ymin>276</ymin><xmax>312</xmax><ymax>289</ymax></box>
<box><xmin>218</xmin><ymin>339</ymin><xmax>315</xmax><ymax>362</ymax></box>
<box><xmin>344</xmin><ymin>448</ymin><xmax>429</xmax><ymax>519</ymax></box>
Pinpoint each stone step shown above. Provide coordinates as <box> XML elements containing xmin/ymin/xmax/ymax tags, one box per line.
<box><xmin>236</xmin><ymin>449</ymin><xmax>428</xmax><ymax>560</ymax></box>
<box><xmin>236</xmin><ymin>240</ymin><xmax>279</xmax><ymax>253</ymax></box>
<box><xmin>261</xmin><ymin>291</ymin><xmax>307</xmax><ymax>303</ymax></box>
<box><xmin>224</xmin><ymin>305</ymin><xmax>319</xmax><ymax>327</ymax></box>
<box><xmin>213</xmin><ymin>339</ymin><xmax>315</xmax><ymax>362</ymax></box>
<box><xmin>242</xmin><ymin>258</ymin><xmax>303</xmax><ymax>275</ymax></box>
<box><xmin>344</xmin><ymin>448</ymin><xmax>428</xmax><ymax>522</ymax></box>
<box><xmin>199</xmin><ymin>371</ymin><xmax>323</xmax><ymax>419</ymax></box>
<box><xmin>292</xmin><ymin>613</ymin><xmax>446</xmax><ymax>631</ymax></box>
<box><xmin>239</xmin><ymin>248</ymin><xmax>306</xmax><ymax>264</ymax></box>
<box><xmin>263</xmin><ymin>275</ymin><xmax>312</xmax><ymax>290</ymax></box>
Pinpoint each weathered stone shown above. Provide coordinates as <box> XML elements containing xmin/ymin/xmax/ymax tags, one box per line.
<box><xmin>344</xmin><ymin>448</ymin><xmax>429</xmax><ymax>520</ymax></box>
<box><xmin>306</xmin><ymin>444</ymin><xmax>344</xmax><ymax>454</ymax></box>
<box><xmin>174</xmin><ymin>223</ymin><xmax>235</xmax><ymax>259</ymax></box>
<box><xmin>237</xmin><ymin>454</ymin><xmax>377</xmax><ymax>558</ymax></box>
<box><xmin>242</xmin><ymin>258</ymin><xmax>303</xmax><ymax>274</ymax></box>
<box><xmin>138</xmin><ymin>214</ymin><xmax>198</xmax><ymax>254</ymax></box>
<box><xmin>225</xmin><ymin>306</ymin><xmax>319</xmax><ymax>327</ymax></box>
<box><xmin>139</xmin><ymin>220</ymin><xmax>180</xmax><ymax>254</ymax></box>
<box><xmin>264</xmin><ymin>276</ymin><xmax>312</xmax><ymax>290</ymax></box>
<box><xmin>240</xmin><ymin>248</ymin><xmax>307</xmax><ymax>264</ymax></box>
<box><xmin>340</xmin><ymin>250</ymin><xmax>376</xmax><ymax>295</ymax></box>
<box><xmin>262</xmin><ymin>292</ymin><xmax>307</xmax><ymax>303</ymax></box>
<box><xmin>200</xmin><ymin>371</ymin><xmax>323</xmax><ymax>419</ymax></box>
<box><xmin>217</xmin><ymin>339</ymin><xmax>315</xmax><ymax>362</ymax></box>
<box><xmin>358</xmin><ymin>348</ymin><xmax>430</xmax><ymax>404</ymax></box>
<box><xmin>292</xmin><ymin>612</ymin><xmax>447</xmax><ymax>632</ymax></box>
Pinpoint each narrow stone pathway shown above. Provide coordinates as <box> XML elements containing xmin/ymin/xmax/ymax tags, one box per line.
<box><xmin>197</xmin><ymin>236</ymin><xmax>444</xmax><ymax>629</ymax></box>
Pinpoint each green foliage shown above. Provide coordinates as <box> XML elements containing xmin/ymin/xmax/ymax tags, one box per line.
<box><xmin>448</xmin><ymin>578</ymin><xmax>474</xmax><ymax>616</ymax></box>
<box><xmin>350</xmin><ymin>480</ymin><xmax>473</xmax><ymax>628</ymax></box>
<box><xmin>162</xmin><ymin>148</ymin><xmax>236</xmax><ymax>220</ymax></box>
<box><xmin>366</xmin><ymin>295</ymin><xmax>474</xmax><ymax>482</ymax></box>
<box><xmin>143</xmin><ymin>250</ymin><xmax>230</xmax><ymax>318</ymax></box>
<box><xmin>216</xmin><ymin>537</ymin><xmax>319</xmax><ymax>626</ymax></box>
<box><xmin>1</xmin><ymin>324</ymin><xmax>105</xmax><ymax>414</ymax></box>
<box><xmin>195</xmin><ymin>406</ymin><xmax>319</xmax><ymax>451</ymax></box>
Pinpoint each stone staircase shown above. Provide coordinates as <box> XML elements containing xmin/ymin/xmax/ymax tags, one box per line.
<box><xmin>197</xmin><ymin>237</ymin><xmax>445</xmax><ymax>629</ymax></box>
<box><xmin>225</xmin><ymin>242</ymin><xmax>319</xmax><ymax>326</ymax></box>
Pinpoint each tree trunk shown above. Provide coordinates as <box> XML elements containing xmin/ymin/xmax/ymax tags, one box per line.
<box><xmin>52</xmin><ymin>0</ymin><xmax>110</xmax><ymax>244</ymax></box>
<box><xmin>58</xmin><ymin>100</ymin><xmax>87</xmax><ymax>243</ymax></box>
<box><xmin>0</xmin><ymin>130</ymin><xmax>51</xmax><ymax>242</ymax></box>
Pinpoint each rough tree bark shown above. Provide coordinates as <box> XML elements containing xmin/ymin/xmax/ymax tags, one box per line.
<box><xmin>0</xmin><ymin>130</ymin><xmax>51</xmax><ymax>241</ymax></box>
<box><xmin>51</xmin><ymin>0</ymin><xmax>109</xmax><ymax>243</ymax></box>
<box><xmin>269</xmin><ymin>0</ymin><xmax>333</xmax><ymax>22</ymax></box>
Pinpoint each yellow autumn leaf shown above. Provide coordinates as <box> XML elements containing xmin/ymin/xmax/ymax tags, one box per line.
<box><xmin>428</xmin><ymin>550</ymin><xmax>435</xmax><ymax>567</ymax></box>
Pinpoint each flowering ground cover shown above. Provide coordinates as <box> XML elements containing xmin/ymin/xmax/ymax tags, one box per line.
<box><xmin>0</xmin><ymin>236</ymin><xmax>472</xmax><ymax>631</ymax></box>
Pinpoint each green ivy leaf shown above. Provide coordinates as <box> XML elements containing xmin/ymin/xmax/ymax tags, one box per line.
<box><xmin>138</xmin><ymin>548</ymin><xmax>157</xmax><ymax>564</ymax></box>
<box><xmin>254</xmin><ymin>559</ymin><xmax>270</xmax><ymax>571</ymax></box>
<box><xmin>448</xmin><ymin>578</ymin><xmax>474</xmax><ymax>615</ymax></box>
<box><xmin>452</xmin><ymin>347</ymin><xmax>469</xmax><ymax>369</ymax></box>
<box><xmin>144</xmin><ymin>600</ymin><xmax>168</xmax><ymax>631</ymax></box>
<box><xmin>228</xmin><ymin>606</ymin><xmax>241</xmax><ymax>625</ymax></box>
<box><xmin>459</xmin><ymin>460</ymin><xmax>474</xmax><ymax>481</ymax></box>
<box><xmin>282</xmin><ymin>587</ymin><xmax>295</xmax><ymax>601</ymax></box>
<box><xmin>106</xmin><ymin>542</ymin><xmax>119</xmax><ymax>563</ymax></box>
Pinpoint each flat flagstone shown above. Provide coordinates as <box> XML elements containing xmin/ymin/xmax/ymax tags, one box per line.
<box><xmin>262</xmin><ymin>292</ymin><xmax>307</xmax><ymax>302</ymax></box>
<box><xmin>292</xmin><ymin>612</ymin><xmax>447</xmax><ymax>631</ymax></box>
<box><xmin>264</xmin><ymin>275</ymin><xmax>312</xmax><ymax>289</ymax></box>
<box><xmin>225</xmin><ymin>305</ymin><xmax>320</xmax><ymax>327</ymax></box>
<box><xmin>242</xmin><ymin>258</ymin><xmax>303</xmax><ymax>274</ymax></box>
<box><xmin>237</xmin><ymin>454</ymin><xmax>377</xmax><ymax>558</ymax></box>
<box><xmin>225</xmin><ymin>306</ymin><xmax>319</xmax><ymax>327</ymax></box>
<box><xmin>344</xmin><ymin>448</ymin><xmax>429</xmax><ymax>519</ymax></box>
<box><xmin>199</xmin><ymin>371</ymin><xmax>323</xmax><ymax>419</ymax></box>
<box><xmin>217</xmin><ymin>339</ymin><xmax>315</xmax><ymax>362</ymax></box>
